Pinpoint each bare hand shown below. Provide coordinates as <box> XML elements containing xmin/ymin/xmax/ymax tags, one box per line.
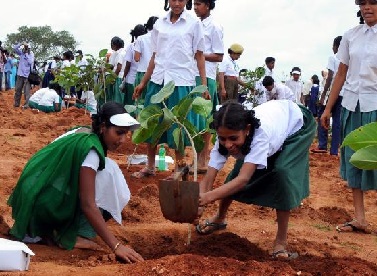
<box><xmin>133</xmin><ymin>84</ymin><xmax>143</xmax><ymax>100</ymax></box>
<box><xmin>115</xmin><ymin>244</ymin><xmax>144</xmax><ymax>263</ymax></box>
<box><xmin>202</xmin><ymin>90</ymin><xmax>211</xmax><ymax>100</ymax></box>
<box><xmin>199</xmin><ymin>192</ymin><xmax>213</xmax><ymax>207</ymax></box>
<box><xmin>320</xmin><ymin>109</ymin><xmax>331</xmax><ymax>130</ymax></box>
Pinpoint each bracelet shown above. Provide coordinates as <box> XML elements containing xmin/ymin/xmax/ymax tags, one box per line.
<box><xmin>113</xmin><ymin>241</ymin><xmax>121</xmax><ymax>252</ymax></box>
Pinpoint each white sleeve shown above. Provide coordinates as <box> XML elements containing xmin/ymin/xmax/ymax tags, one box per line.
<box><xmin>207</xmin><ymin>139</ymin><xmax>227</xmax><ymax>170</ymax></box>
<box><xmin>81</xmin><ymin>149</ymin><xmax>100</xmax><ymax>171</ymax></box>
<box><xmin>244</xmin><ymin>130</ymin><xmax>270</xmax><ymax>169</ymax></box>
<box><xmin>337</xmin><ymin>30</ymin><xmax>350</xmax><ymax>66</ymax></box>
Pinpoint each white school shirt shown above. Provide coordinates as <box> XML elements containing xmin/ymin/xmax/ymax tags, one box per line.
<box><xmin>194</xmin><ymin>15</ymin><xmax>224</xmax><ymax>80</ymax></box>
<box><xmin>285</xmin><ymin>79</ymin><xmax>303</xmax><ymax>104</ymax></box>
<box><xmin>208</xmin><ymin>100</ymin><xmax>303</xmax><ymax>170</ymax></box>
<box><xmin>38</xmin><ymin>89</ymin><xmax>60</xmax><ymax>107</ymax></box>
<box><xmin>44</xmin><ymin>60</ymin><xmax>57</xmax><ymax>72</ymax></box>
<box><xmin>123</xmin><ymin>43</ymin><xmax>138</xmax><ymax>84</ymax></box>
<box><xmin>81</xmin><ymin>90</ymin><xmax>97</xmax><ymax>111</ymax></box>
<box><xmin>218</xmin><ymin>54</ymin><xmax>239</xmax><ymax>77</ymax></box>
<box><xmin>151</xmin><ymin>9</ymin><xmax>205</xmax><ymax>86</ymax></box>
<box><xmin>29</xmin><ymin>88</ymin><xmax>49</xmax><ymax>104</ymax></box>
<box><xmin>134</xmin><ymin>32</ymin><xmax>153</xmax><ymax>73</ymax></box>
<box><xmin>337</xmin><ymin>24</ymin><xmax>377</xmax><ymax>112</ymax></box>
<box><xmin>61</xmin><ymin>60</ymin><xmax>71</xmax><ymax>69</ymax></box>
<box><xmin>319</xmin><ymin>54</ymin><xmax>343</xmax><ymax>104</ymax></box>
<box><xmin>267</xmin><ymin>83</ymin><xmax>295</xmax><ymax>101</ymax></box>
<box><xmin>109</xmin><ymin>48</ymin><xmax>126</xmax><ymax>78</ymax></box>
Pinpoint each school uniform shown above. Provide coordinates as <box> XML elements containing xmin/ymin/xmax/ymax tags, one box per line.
<box><xmin>37</xmin><ymin>89</ymin><xmax>62</xmax><ymax>113</ymax></box>
<box><xmin>308</xmin><ymin>84</ymin><xmax>319</xmax><ymax>116</ymax></box>
<box><xmin>77</xmin><ymin>90</ymin><xmax>97</xmax><ymax>113</ymax></box>
<box><xmin>134</xmin><ymin>31</ymin><xmax>153</xmax><ymax>100</ymax></box>
<box><xmin>218</xmin><ymin>54</ymin><xmax>240</xmax><ymax>102</ymax></box>
<box><xmin>208</xmin><ymin>100</ymin><xmax>316</xmax><ymax>210</ymax></box>
<box><xmin>285</xmin><ymin>79</ymin><xmax>304</xmax><ymax>104</ymax></box>
<box><xmin>316</xmin><ymin>54</ymin><xmax>343</xmax><ymax>155</ymax></box>
<box><xmin>28</xmin><ymin>88</ymin><xmax>49</xmax><ymax>109</ymax></box>
<box><xmin>144</xmin><ymin>8</ymin><xmax>205</xmax><ymax>149</ymax></box>
<box><xmin>107</xmin><ymin>48</ymin><xmax>126</xmax><ymax>104</ymax></box>
<box><xmin>194</xmin><ymin>15</ymin><xmax>224</xmax><ymax>127</ymax></box>
<box><xmin>266</xmin><ymin>83</ymin><xmax>295</xmax><ymax>102</ymax></box>
<box><xmin>123</xmin><ymin>43</ymin><xmax>138</xmax><ymax>105</ymax></box>
<box><xmin>337</xmin><ymin>24</ymin><xmax>377</xmax><ymax>190</ymax></box>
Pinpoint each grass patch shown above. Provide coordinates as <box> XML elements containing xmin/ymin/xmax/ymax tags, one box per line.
<box><xmin>340</xmin><ymin>242</ymin><xmax>362</xmax><ymax>251</ymax></box>
<box><xmin>312</xmin><ymin>223</ymin><xmax>331</xmax><ymax>231</ymax></box>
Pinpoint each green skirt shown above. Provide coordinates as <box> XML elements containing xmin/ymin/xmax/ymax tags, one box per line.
<box><xmin>195</xmin><ymin>77</ymin><xmax>219</xmax><ymax>131</ymax></box>
<box><xmin>134</xmin><ymin>72</ymin><xmax>148</xmax><ymax>102</ymax></box>
<box><xmin>340</xmin><ymin>104</ymin><xmax>377</xmax><ymax>190</ymax></box>
<box><xmin>123</xmin><ymin>83</ymin><xmax>135</xmax><ymax>106</ymax></box>
<box><xmin>29</xmin><ymin>101</ymin><xmax>38</xmax><ymax>109</ymax></box>
<box><xmin>225</xmin><ymin>105</ymin><xmax>316</xmax><ymax>211</ymax></box>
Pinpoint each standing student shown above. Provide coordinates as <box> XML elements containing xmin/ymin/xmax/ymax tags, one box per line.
<box><xmin>8</xmin><ymin>102</ymin><xmax>144</xmax><ymax>263</ymax></box>
<box><xmin>132</xmin><ymin>0</ymin><xmax>207</xmax><ymax>178</ymax></box>
<box><xmin>42</xmin><ymin>55</ymin><xmax>60</xmax><ymax>88</ymax></box>
<box><xmin>122</xmin><ymin>24</ymin><xmax>147</xmax><ymax>106</ymax></box>
<box><xmin>307</xmin><ymin>74</ymin><xmax>320</xmax><ymax>117</ymax></box>
<box><xmin>134</xmin><ymin>16</ymin><xmax>159</xmax><ymax>102</ymax></box>
<box><xmin>321</xmin><ymin>2</ymin><xmax>377</xmax><ymax>234</ymax></box>
<box><xmin>195</xmin><ymin>100</ymin><xmax>316</xmax><ymax>259</ymax></box>
<box><xmin>218</xmin><ymin>43</ymin><xmax>245</xmax><ymax>103</ymax></box>
<box><xmin>108</xmin><ymin>36</ymin><xmax>126</xmax><ymax>104</ymax></box>
<box><xmin>13</xmin><ymin>42</ymin><xmax>34</xmax><ymax>108</ymax></box>
<box><xmin>312</xmin><ymin>36</ymin><xmax>343</xmax><ymax>155</ymax></box>
<box><xmin>194</xmin><ymin>0</ymin><xmax>224</xmax><ymax>172</ymax></box>
<box><xmin>285</xmin><ymin>67</ymin><xmax>304</xmax><ymax>104</ymax></box>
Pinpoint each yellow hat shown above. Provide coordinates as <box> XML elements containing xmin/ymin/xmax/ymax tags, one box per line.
<box><xmin>229</xmin><ymin>43</ymin><xmax>244</xmax><ymax>54</ymax></box>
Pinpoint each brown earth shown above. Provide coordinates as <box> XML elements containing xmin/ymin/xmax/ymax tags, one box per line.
<box><xmin>0</xmin><ymin>89</ymin><xmax>376</xmax><ymax>276</ymax></box>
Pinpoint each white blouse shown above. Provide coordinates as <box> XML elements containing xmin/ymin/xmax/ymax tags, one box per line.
<box><xmin>337</xmin><ymin>24</ymin><xmax>377</xmax><ymax>112</ymax></box>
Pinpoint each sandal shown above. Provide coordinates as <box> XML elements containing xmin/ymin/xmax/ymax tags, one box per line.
<box><xmin>271</xmin><ymin>250</ymin><xmax>298</xmax><ymax>260</ymax></box>
<box><xmin>196</xmin><ymin>219</ymin><xmax>227</xmax><ymax>235</ymax></box>
<box><xmin>131</xmin><ymin>167</ymin><xmax>156</xmax><ymax>179</ymax></box>
<box><xmin>336</xmin><ymin>220</ymin><xmax>374</xmax><ymax>234</ymax></box>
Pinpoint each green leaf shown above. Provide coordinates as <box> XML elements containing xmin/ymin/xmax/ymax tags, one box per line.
<box><xmin>99</xmin><ymin>49</ymin><xmax>108</xmax><ymax>58</ymax></box>
<box><xmin>192</xmin><ymin>97</ymin><xmax>212</xmax><ymax>118</ymax></box>
<box><xmin>188</xmin><ymin>85</ymin><xmax>207</xmax><ymax>95</ymax></box>
<box><xmin>150</xmin><ymin>108</ymin><xmax>174</xmax><ymax>145</ymax></box>
<box><xmin>342</xmin><ymin>122</ymin><xmax>377</xmax><ymax>151</ymax></box>
<box><xmin>138</xmin><ymin>105</ymin><xmax>163</xmax><ymax>129</ymax></box>
<box><xmin>132</xmin><ymin>127</ymin><xmax>154</xmax><ymax>144</ymax></box>
<box><xmin>124</xmin><ymin>105</ymin><xmax>137</xmax><ymax>114</ymax></box>
<box><xmin>173</xmin><ymin>128</ymin><xmax>185</xmax><ymax>155</ymax></box>
<box><xmin>350</xmin><ymin>145</ymin><xmax>377</xmax><ymax>170</ymax></box>
<box><xmin>173</xmin><ymin>97</ymin><xmax>194</xmax><ymax>119</ymax></box>
<box><xmin>150</xmin><ymin>81</ymin><xmax>175</xmax><ymax>103</ymax></box>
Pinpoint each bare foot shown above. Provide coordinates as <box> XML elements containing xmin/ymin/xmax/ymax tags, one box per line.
<box><xmin>74</xmin><ymin>237</ymin><xmax>102</xmax><ymax>250</ymax></box>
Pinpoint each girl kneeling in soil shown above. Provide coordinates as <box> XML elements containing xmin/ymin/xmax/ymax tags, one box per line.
<box><xmin>35</xmin><ymin>82</ymin><xmax>62</xmax><ymax>113</ymax></box>
<box><xmin>196</xmin><ymin>100</ymin><xmax>316</xmax><ymax>259</ymax></box>
<box><xmin>8</xmin><ymin>102</ymin><xmax>144</xmax><ymax>263</ymax></box>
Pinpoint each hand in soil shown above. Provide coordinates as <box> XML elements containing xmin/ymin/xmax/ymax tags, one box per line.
<box><xmin>115</xmin><ymin>244</ymin><xmax>144</xmax><ymax>263</ymax></box>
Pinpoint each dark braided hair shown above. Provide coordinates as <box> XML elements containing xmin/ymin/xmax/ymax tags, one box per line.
<box><xmin>145</xmin><ymin>16</ymin><xmax>159</xmax><ymax>31</ymax></box>
<box><xmin>130</xmin><ymin>24</ymin><xmax>147</xmax><ymax>43</ymax></box>
<box><xmin>91</xmin><ymin>102</ymin><xmax>128</xmax><ymax>153</ymax></box>
<box><xmin>164</xmin><ymin>0</ymin><xmax>192</xmax><ymax>11</ymax></box>
<box><xmin>211</xmin><ymin>101</ymin><xmax>261</xmax><ymax>156</ymax></box>
<box><xmin>357</xmin><ymin>10</ymin><xmax>364</xmax><ymax>24</ymax></box>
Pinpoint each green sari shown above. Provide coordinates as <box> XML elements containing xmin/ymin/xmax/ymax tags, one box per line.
<box><xmin>8</xmin><ymin>133</ymin><xmax>105</xmax><ymax>249</ymax></box>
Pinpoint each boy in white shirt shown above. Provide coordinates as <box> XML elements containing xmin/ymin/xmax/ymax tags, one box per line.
<box><xmin>285</xmin><ymin>67</ymin><xmax>304</xmax><ymax>104</ymax></box>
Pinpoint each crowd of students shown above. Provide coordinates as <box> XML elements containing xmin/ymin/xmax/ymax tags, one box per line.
<box><xmin>5</xmin><ymin>0</ymin><xmax>377</xmax><ymax>264</ymax></box>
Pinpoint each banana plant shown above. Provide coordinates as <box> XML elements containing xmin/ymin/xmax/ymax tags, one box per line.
<box><xmin>342</xmin><ymin>122</ymin><xmax>377</xmax><ymax>169</ymax></box>
<box><xmin>131</xmin><ymin>81</ymin><xmax>212</xmax><ymax>181</ymax></box>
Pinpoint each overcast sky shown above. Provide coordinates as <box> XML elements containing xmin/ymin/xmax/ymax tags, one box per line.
<box><xmin>0</xmin><ymin>0</ymin><xmax>359</xmax><ymax>82</ymax></box>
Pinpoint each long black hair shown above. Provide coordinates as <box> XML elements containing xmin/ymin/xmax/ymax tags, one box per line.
<box><xmin>130</xmin><ymin>24</ymin><xmax>147</xmax><ymax>43</ymax></box>
<box><xmin>211</xmin><ymin>101</ymin><xmax>261</xmax><ymax>156</ymax></box>
<box><xmin>92</xmin><ymin>102</ymin><xmax>127</xmax><ymax>153</ymax></box>
<box><xmin>164</xmin><ymin>0</ymin><xmax>192</xmax><ymax>11</ymax></box>
<box><xmin>145</xmin><ymin>16</ymin><xmax>159</xmax><ymax>31</ymax></box>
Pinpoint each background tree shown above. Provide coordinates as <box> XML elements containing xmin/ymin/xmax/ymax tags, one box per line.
<box><xmin>4</xmin><ymin>25</ymin><xmax>78</xmax><ymax>63</ymax></box>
